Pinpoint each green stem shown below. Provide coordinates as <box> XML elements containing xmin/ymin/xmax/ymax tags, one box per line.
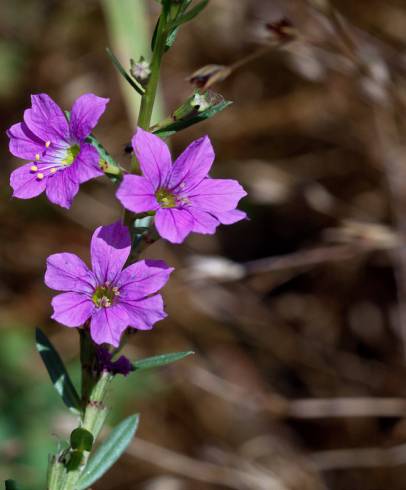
<box><xmin>48</xmin><ymin>331</ymin><xmax>112</xmax><ymax>490</ymax></box>
<box><xmin>124</xmin><ymin>11</ymin><xmax>168</xmax><ymax>240</ymax></box>
<box><xmin>136</xmin><ymin>13</ymin><xmax>167</xmax><ymax>134</ymax></box>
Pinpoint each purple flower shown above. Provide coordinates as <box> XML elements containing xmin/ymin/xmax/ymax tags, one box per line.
<box><xmin>116</xmin><ymin>128</ymin><xmax>247</xmax><ymax>243</ymax></box>
<box><xmin>44</xmin><ymin>221</ymin><xmax>173</xmax><ymax>347</ymax></box>
<box><xmin>7</xmin><ymin>93</ymin><xmax>108</xmax><ymax>209</ymax></box>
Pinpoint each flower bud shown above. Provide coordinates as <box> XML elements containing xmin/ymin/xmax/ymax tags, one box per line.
<box><xmin>130</xmin><ymin>57</ymin><xmax>151</xmax><ymax>86</ymax></box>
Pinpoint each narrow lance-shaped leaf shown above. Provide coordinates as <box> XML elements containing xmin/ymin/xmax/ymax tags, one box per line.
<box><xmin>106</xmin><ymin>47</ymin><xmax>145</xmax><ymax>96</ymax></box>
<box><xmin>35</xmin><ymin>328</ymin><xmax>81</xmax><ymax>414</ymax></box>
<box><xmin>153</xmin><ymin>97</ymin><xmax>232</xmax><ymax>138</ymax></box>
<box><xmin>170</xmin><ymin>0</ymin><xmax>209</xmax><ymax>29</ymax></box>
<box><xmin>133</xmin><ymin>351</ymin><xmax>195</xmax><ymax>371</ymax></box>
<box><xmin>77</xmin><ymin>414</ymin><xmax>140</xmax><ymax>490</ymax></box>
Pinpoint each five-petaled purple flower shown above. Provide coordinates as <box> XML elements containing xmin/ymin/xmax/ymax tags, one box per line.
<box><xmin>45</xmin><ymin>221</ymin><xmax>173</xmax><ymax>347</ymax></box>
<box><xmin>7</xmin><ymin>93</ymin><xmax>108</xmax><ymax>208</ymax></box>
<box><xmin>116</xmin><ymin>128</ymin><xmax>247</xmax><ymax>243</ymax></box>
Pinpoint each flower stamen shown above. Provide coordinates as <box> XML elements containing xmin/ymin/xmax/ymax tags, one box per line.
<box><xmin>155</xmin><ymin>188</ymin><xmax>177</xmax><ymax>208</ymax></box>
<box><xmin>30</xmin><ymin>165</ymin><xmax>38</xmax><ymax>172</ymax></box>
<box><xmin>37</xmin><ymin>173</ymin><xmax>44</xmax><ymax>180</ymax></box>
<box><xmin>62</xmin><ymin>144</ymin><xmax>80</xmax><ymax>166</ymax></box>
<box><xmin>92</xmin><ymin>283</ymin><xmax>120</xmax><ymax>308</ymax></box>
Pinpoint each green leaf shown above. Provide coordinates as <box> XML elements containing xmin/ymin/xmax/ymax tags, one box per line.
<box><xmin>70</xmin><ymin>428</ymin><xmax>94</xmax><ymax>452</ymax></box>
<box><xmin>106</xmin><ymin>47</ymin><xmax>145</xmax><ymax>96</ymax></box>
<box><xmin>5</xmin><ymin>480</ymin><xmax>19</xmax><ymax>490</ymax></box>
<box><xmin>77</xmin><ymin>414</ymin><xmax>140</xmax><ymax>490</ymax></box>
<box><xmin>133</xmin><ymin>351</ymin><xmax>195</xmax><ymax>371</ymax></box>
<box><xmin>154</xmin><ymin>99</ymin><xmax>232</xmax><ymax>137</ymax></box>
<box><xmin>66</xmin><ymin>450</ymin><xmax>84</xmax><ymax>472</ymax></box>
<box><xmin>35</xmin><ymin>328</ymin><xmax>81</xmax><ymax>414</ymax></box>
<box><xmin>164</xmin><ymin>26</ymin><xmax>180</xmax><ymax>51</ymax></box>
<box><xmin>170</xmin><ymin>0</ymin><xmax>209</xmax><ymax>29</ymax></box>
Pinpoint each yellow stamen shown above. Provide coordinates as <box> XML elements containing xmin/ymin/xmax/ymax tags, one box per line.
<box><xmin>30</xmin><ymin>165</ymin><xmax>38</xmax><ymax>172</ymax></box>
<box><xmin>50</xmin><ymin>168</ymin><xmax>57</xmax><ymax>174</ymax></box>
<box><xmin>35</xmin><ymin>153</ymin><xmax>40</xmax><ymax>161</ymax></box>
<box><xmin>37</xmin><ymin>173</ymin><xmax>44</xmax><ymax>180</ymax></box>
<box><xmin>45</xmin><ymin>141</ymin><xmax>51</xmax><ymax>148</ymax></box>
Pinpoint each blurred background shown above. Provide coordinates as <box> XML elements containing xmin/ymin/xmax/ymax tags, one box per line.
<box><xmin>2</xmin><ymin>0</ymin><xmax>406</xmax><ymax>488</ymax></box>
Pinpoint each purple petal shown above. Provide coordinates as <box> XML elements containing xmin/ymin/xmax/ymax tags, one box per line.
<box><xmin>121</xmin><ymin>294</ymin><xmax>167</xmax><ymax>330</ymax></box>
<box><xmin>214</xmin><ymin>209</ymin><xmax>247</xmax><ymax>224</ymax></box>
<box><xmin>51</xmin><ymin>292</ymin><xmax>94</xmax><ymax>327</ymax></box>
<box><xmin>10</xmin><ymin>163</ymin><xmax>46</xmax><ymax>199</ymax></box>
<box><xmin>117</xmin><ymin>259</ymin><xmax>173</xmax><ymax>300</ymax></box>
<box><xmin>154</xmin><ymin>208</ymin><xmax>195</xmax><ymax>244</ymax></box>
<box><xmin>168</xmin><ymin>135</ymin><xmax>214</xmax><ymax>192</ymax></box>
<box><xmin>45</xmin><ymin>253</ymin><xmax>96</xmax><ymax>293</ymax></box>
<box><xmin>116</xmin><ymin>175</ymin><xmax>159</xmax><ymax>213</ymax></box>
<box><xmin>69</xmin><ymin>94</ymin><xmax>109</xmax><ymax>141</ymax></box>
<box><xmin>187</xmin><ymin>208</ymin><xmax>219</xmax><ymax>234</ymax></box>
<box><xmin>90</xmin><ymin>305</ymin><xmax>129</xmax><ymax>347</ymax></box>
<box><xmin>71</xmin><ymin>143</ymin><xmax>104</xmax><ymax>184</ymax></box>
<box><xmin>188</xmin><ymin>178</ymin><xmax>247</xmax><ymax>213</ymax></box>
<box><xmin>132</xmin><ymin>127</ymin><xmax>172</xmax><ymax>189</ymax></box>
<box><xmin>7</xmin><ymin>122</ymin><xmax>44</xmax><ymax>160</ymax></box>
<box><xmin>24</xmin><ymin>94</ymin><xmax>69</xmax><ymax>143</ymax></box>
<box><xmin>45</xmin><ymin>166</ymin><xmax>79</xmax><ymax>209</ymax></box>
<box><xmin>91</xmin><ymin>222</ymin><xmax>131</xmax><ymax>284</ymax></box>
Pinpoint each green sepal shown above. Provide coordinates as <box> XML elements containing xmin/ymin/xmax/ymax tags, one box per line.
<box><xmin>77</xmin><ymin>414</ymin><xmax>140</xmax><ymax>490</ymax></box>
<box><xmin>70</xmin><ymin>428</ymin><xmax>94</xmax><ymax>452</ymax></box>
<box><xmin>85</xmin><ymin>133</ymin><xmax>122</xmax><ymax>181</ymax></box>
<box><xmin>35</xmin><ymin>328</ymin><xmax>81</xmax><ymax>414</ymax></box>
<box><xmin>106</xmin><ymin>47</ymin><xmax>145</xmax><ymax>96</ymax></box>
<box><xmin>133</xmin><ymin>351</ymin><xmax>194</xmax><ymax>371</ymax></box>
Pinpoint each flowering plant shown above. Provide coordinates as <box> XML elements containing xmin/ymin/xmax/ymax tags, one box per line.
<box><xmin>5</xmin><ymin>2</ymin><xmax>247</xmax><ymax>489</ymax></box>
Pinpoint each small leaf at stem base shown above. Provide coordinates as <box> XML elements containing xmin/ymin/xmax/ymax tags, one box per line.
<box><xmin>77</xmin><ymin>414</ymin><xmax>140</xmax><ymax>490</ymax></box>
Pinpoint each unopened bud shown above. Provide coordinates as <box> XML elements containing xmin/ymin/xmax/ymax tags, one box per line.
<box><xmin>130</xmin><ymin>57</ymin><xmax>151</xmax><ymax>86</ymax></box>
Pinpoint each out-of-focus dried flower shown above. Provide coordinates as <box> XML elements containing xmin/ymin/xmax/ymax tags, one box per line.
<box><xmin>187</xmin><ymin>64</ymin><xmax>232</xmax><ymax>91</ymax></box>
<box><xmin>265</xmin><ymin>18</ymin><xmax>297</xmax><ymax>45</ymax></box>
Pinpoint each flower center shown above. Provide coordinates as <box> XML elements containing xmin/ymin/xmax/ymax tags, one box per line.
<box><xmin>155</xmin><ymin>188</ymin><xmax>177</xmax><ymax>208</ymax></box>
<box><xmin>62</xmin><ymin>144</ymin><xmax>80</xmax><ymax>166</ymax></box>
<box><xmin>92</xmin><ymin>283</ymin><xmax>120</xmax><ymax>308</ymax></box>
